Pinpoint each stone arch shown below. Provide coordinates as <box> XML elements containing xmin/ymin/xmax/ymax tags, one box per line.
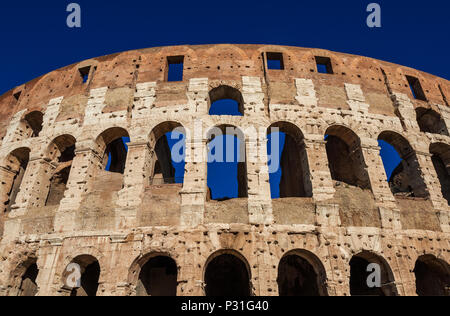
<box><xmin>325</xmin><ymin>125</ymin><xmax>371</xmax><ymax>190</ymax></box>
<box><xmin>267</xmin><ymin>121</ymin><xmax>312</xmax><ymax>198</ymax></box>
<box><xmin>149</xmin><ymin>121</ymin><xmax>186</xmax><ymax>184</ymax></box>
<box><xmin>416</xmin><ymin>107</ymin><xmax>449</xmax><ymax>135</ymax></box>
<box><xmin>129</xmin><ymin>252</ymin><xmax>178</xmax><ymax>296</ymax></box>
<box><xmin>8</xmin><ymin>256</ymin><xmax>39</xmax><ymax>296</ymax></box>
<box><xmin>209</xmin><ymin>85</ymin><xmax>244</xmax><ymax>116</ymax></box>
<box><xmin>0</xmin><ymin>147</ymin><xmax>30</xmax><ymax>218</ymax></box>
<box><xmin>62</xmin><ymin>254</ymin><xmax>101</xmax><ymax>297</ymax></box>
<box><xmin>22</xmin><ymin>111</ymin><xmax>44</xmax><ymax>138</ymax></box>
<box><xmin>430</xmin><ymin>142</ymin><xmax>450</xmax><ymax>204</ymax></box>
<box><xmin>277</xmin><ymin>249</ymin><xmax>328</xmax><ymax>296</ymax></box>
<box><xmin>43</xmin><ymin>135</ymin><xmax>76</xmax><ymax>206</ymax></box>
<box><xmin>414</xmin><ymin>255</ymin><xmax>450</xmax><ymax>296</ymax></box>
<box><xmin>349</xmin><ymin>251</ymin><xmax>398</xmax><ymax>296</ymax></box>
<box><xmin>204</xmin><ymin>249</ymin><xmax>252</xmax><ymax>296</ymax></box>
<box><xmin>206</xmin><ymin>124</ymin><xmax>248</xmax><ymax>200</ymax></box>
<box><xmin>95</xmin><ymin>127</ymin><xmax>130</xmax><ymax>174</ymax></box>
<box><xmin>378</xmin><ymin>131</ymin><xmax>428</xmax><ymax>198</ymax></box>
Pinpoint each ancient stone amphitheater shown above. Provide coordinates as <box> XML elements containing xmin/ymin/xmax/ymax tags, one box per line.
<box><xmin>0</xmin><ymin>44</ymin><xmax>448</xmax><ymax>296</ymax></box>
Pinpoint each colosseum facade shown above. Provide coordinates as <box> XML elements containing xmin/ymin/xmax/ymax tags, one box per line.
<box><xmin>0</xmin><ymin>44</ymin><xmax>448</xmax><ymax>296</ymax></box>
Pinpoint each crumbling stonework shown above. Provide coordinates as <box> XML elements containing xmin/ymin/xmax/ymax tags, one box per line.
<box><xmin>0</xmin><ymin>44</ymin><xmax>448</xmax><ymax>296</ymax></box>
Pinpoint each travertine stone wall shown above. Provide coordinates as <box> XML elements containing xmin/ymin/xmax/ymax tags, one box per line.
<box><xmin>0</xmin><ymin>44</ymin><xmax>448</xmax><ymax>296</ymax></box>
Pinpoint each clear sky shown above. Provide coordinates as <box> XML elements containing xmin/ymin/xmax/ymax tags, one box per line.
<box><xmin>1</xmin><ymin>0</ymin><xmax>447</xmax><ymax>198</ymax></box>
<box><xmin>0</xmin><ymin>0</ymin><xmax>449</xmax><ymax>95</ymax></box>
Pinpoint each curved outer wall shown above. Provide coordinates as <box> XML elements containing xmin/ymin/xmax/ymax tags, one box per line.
<box><xmin>0</xmin><ymin>44</ymin><xmax>448</xmax><ymax>296</ymax></box>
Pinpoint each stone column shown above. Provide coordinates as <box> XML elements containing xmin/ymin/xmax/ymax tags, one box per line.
<box><xmin>415</xmin><ymin>151</ymin><xmax>449</xmax><ymax>232</ymax></box>
<box><xmin>55</xmin><ymin>140</ymin><xmax>102</xmax><ymax>232</ymax></box>
<box><xmin>392</xmin><ymin>92</ymin><xmax>420</xmax><ymax>131</ymax></box>
<box><xmin>34</xmin><ymin>243</ymin><xmax>62</xmax><ymax>296</ymax></box>
<box><xmin>115</xmin><ymin>141</ymin><xmax>153</xmax><ymax>229</ymax></box>
<box><xmin>180</xmin><ymin>137</ymin><xmax>207</xmax><ymax>227</ymax></box>
<box><xmin>303</xmin><ymin>136</ymin><xmax>335</xmax><ymax>202</ymax></box>
<box><xmin>361</xmin><ymin>141</ymin><xmax>402</xmax><ymax>230</ymax></box>
<box><xmin>9</xmin><ymin>157</ymin><xmax>55</xmax><ymax>216</ymax></box>
<box><xmin>177</xmin><ymin>256</ymin><xmax>204</xmax><ymax>296</ymax></box>
<box><xmin>247</xmin><ymin>136</ymin><xmax>273</xmax><ymax>225</ymax></box>
<box><xmin>0</xmin><ymin>167</ymin><xmax>17</xmax><ymax>218</ymax></box>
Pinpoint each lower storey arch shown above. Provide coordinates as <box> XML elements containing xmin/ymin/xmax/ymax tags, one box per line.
<box><xmin>136</xmin><ymin>255</ymin><xmax>178</xmax><ymax>296</ymax></box>
<box><xmin>349</xmin><ymin>251</ymin><xmax>398</xmax><ymax>296</ymax></box>
<box><xmin>204</xmin><ymin>250</ymin><xmax>252</xmax><ymax>297</ymax></box>
<box><xmin>62</xmin><ymin>255</ymin><xmax>101</xmax><ymax>297</ymax></box>
<box><xmin>9</xmin><ymin>257</ymin><xmax>39</xmax><ymax>296</ymax></box>
<box><xmin>277</xmin><ymin>249</ymin><xmax>329</xmax><ymax>296</ymax></box>
<box><xmin>414</xmin><ymin>255</ymin><xmax>450</xmax><ymax>296</ymax></box>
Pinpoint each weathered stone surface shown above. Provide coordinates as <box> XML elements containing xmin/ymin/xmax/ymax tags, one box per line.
<box><xmin>0</xmin><ymin>44</ymin><xmax>448</xmax><ymax>296</ymax></box>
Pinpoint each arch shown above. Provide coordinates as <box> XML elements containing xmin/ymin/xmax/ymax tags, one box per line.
<box><xmin>325</xmin><ymin>125</ymin><xmax>371</xmax><ymax>190</ymax></box>
<box><xmin>44</xmin><ymin>135</ymin><xmax>77</xmax><ymax>206</ymax></box>
<box><xmin>414</xmin><ymin>255</ymin><xmax>450</xmax><ymax>296</ymax></box>
<box><xmin>267</xmin><ymin>122</ymin><xmax>312</xmax><ymax>198</ymax></box>
<box><xmin>207</xmin><ymin>124</ymin><xmax>247</xmax><ymax>200</ymax></box>
<box><xmin>430</xmin><ymin>142</ymin><xmax>450</xmax><ymax>204</ymax></box>
<box><xmin>349</xmin><ymin>251</ymin><xmax>398</xmax><ymax>296</ymax></box>
<box><xmin>22</xmin><ymin>111</ymin><xmax>44</xmax><ymax>138</ymax></box>
<box><xmin>9</xmin><ymin>256</ymin><xmax>39</xmax><ymax>296</ymax></box>
<box><xmin>204</xmin><ymin>249</ymin><xmax>252</xmax><ymax>296</ymax></box>
<box><xmin>149</xmin><ymin>121</ymin><xmax>186</xmax><ymax>184</ymax></box>
<box><xmin>209</xmin><ymin>86</ymin><xmax>244</xmax><ymax>116</ymax></box>
<box><xmin>416</xmin><ymin>107</ymin><xmax>449</xmax><ymax>136</ymax></box>
<box><xmin>62</xmin><ymin>255</ymin><xmax>101</xmax><ymax>297</ymax></box>
<box><xmin>378</xmin><ymin>131</ymin><xmax>428</xmax><ymax>198</ymax></box>
<box><xmin>1</xmin><ymin>147</ymin><xmax>30</xmax><ymax>215</ymax></box>
<box><xmin>129</xmin><ymin>253</ymin><xmax>178</xmax><ymax>296</ymax></box>
<box><xmin>95</xmin><ymin>127</ymin><xmax>130</xmax><ymax>174</ymax></box>
<box><xmin>45</xmin><ymin>134</ymin><xmax>76</xmax><ymax>161</ymax></box>
<box><xmin>277</xmin><ymin>249</ymin><xmax>328</xmax><ymax>296</ymax></box>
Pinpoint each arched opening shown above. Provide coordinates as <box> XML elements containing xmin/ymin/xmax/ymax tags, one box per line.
<box><xmin>17</xmin><ymin>261</ymin><xmax>39</xmax><ymax>296</ymax></box>
<box><xmin>209</xmin><ymin>86</ymin><xmax>244</xmax><ymax>116</ymax></box>
<box><xmin>414</xmin><ymin>255</ymin><xmax>450</xmax><ymax>296</ymax></box>
<box><xmin>378</xmin><ymin>131</ymin><xmax>428</xmax><ymax>198</ymax></box>
<box><xmin>325</xmin><ymin>126</ymin><xmax>371</xmax><ymax>190</ymax></box>
<box><xmin>45</xmin><ymin>135</ymin><xmax>76</xmax><ymax>206</ymax></box>
<box><xmin>277</xmin><ymin>250</ymin><xmax>328</xmax><ymax>296</ymax></box>
<box><xmin>3</xmin><ymin>147</ymin><xmax>30</xmax><ymax>213</ymax></box>
<box><xmin>207</xmin><ymin>125</ymin><xmax>247</xmax><ymax>200</ymax></box>
<box><xmin>23</xmin><ymin>111</ymin><xmax>44</xmax><ymax>138</ymax></box>
<box><xmin>416</xmin><ymin>108</ymin><xmax>449</xmax><ymax>136</ymax></box>
<box><xmin>267</xmin><ymin>122</ymin><xmax>312</xmax><ymax>198</ymax></box>
<box><xmin>64</xmin><ymin>255</ymin><xmax>101</xmax><ymax>297</ymax></box>
<box><xmin>97</xmin><ymin>127</ymin><xmax>130</xmax><ymax>174</ymax></box>
<box><xmin>349</xmin><ymin>251</ymin><xmax>398</xmax><ymax>296</ymax></box>
<box><xmin>136</xmin><ymin>256</ymin><xmax>178</xmax><ymax>296</ymax></box>
<box><xmin>149</xmin><ymin>122</ymin><xmax>186</xmax><ymax>184</ymax></box>
<box><xmin>205</xmin><ymin>251</ymin><xmax>251</xmax><ymax>296</ymax></box>
<box><xmin>430</xmin><ymin>143</ymin><xmax>450</xmax><ymax>204</ymax></box>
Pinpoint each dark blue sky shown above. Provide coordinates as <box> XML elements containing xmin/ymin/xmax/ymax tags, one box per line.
<box><xmin>2</xmin><ymin>1</ymin><xmax>447</xmax><ymax>198</ymax></box>
<box><xmin>0</xmin><ymin>0</ymin><xmax>449</xmax><ymax>95</ymax></box>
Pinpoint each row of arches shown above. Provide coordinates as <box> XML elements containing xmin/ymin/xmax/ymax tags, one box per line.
<box><xmin>2</xmin><ymin>121</ymin><xmax>449</xmax><ymax>219</ymax></box>
<box><xmin>14</xmin><ymin>250</ymin><xmax>449</xmax><ymax>296</ymax></box>
<box><xmin>15</xmin><ymin>86</ymin><xmax>448</xmax><ymax>139</ymax></box>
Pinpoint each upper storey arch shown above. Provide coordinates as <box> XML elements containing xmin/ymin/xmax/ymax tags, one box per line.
<box><xmin>208</xmin><ymin>85</ymin><xmax>244</xmax><ymax>116</ymax></box>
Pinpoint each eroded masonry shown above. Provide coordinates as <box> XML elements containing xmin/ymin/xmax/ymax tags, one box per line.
<box><xmin>0</xmin><ymin>44</ymin><xmax>449</xmax><ymax>296</ymax></box>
